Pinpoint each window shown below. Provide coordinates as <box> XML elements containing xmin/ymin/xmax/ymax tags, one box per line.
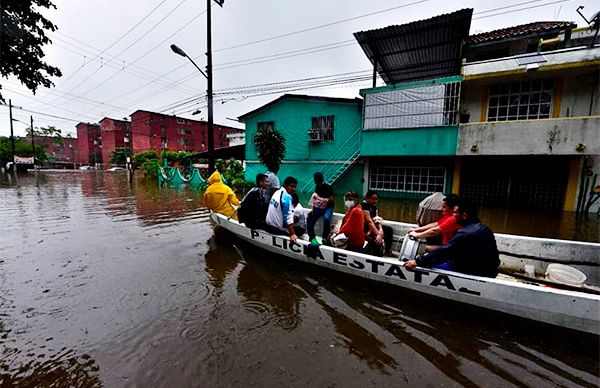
<box><xmin>311</xmin><ymin>115</ymin><xmax>334</xmax><ymax>141</ymax></box>
<box><xmin>370</xmin><ymin>166</ymin><xmax>445</xmax><ymax>193</ymax></box>
<box><xmin>177</xmin><ymin>118</ymin><xmax>188</xmax><ymax>124</ymax></box>
<box><xmin>177</xmin><ymin>128</ymin><xmax>192</xmax><ymax>135</ymax></box>
<box><xmin>179</xmin><ymin>138</ymin><xmax>194</xmax><ymax>146</ymax></box>
<box><xmin>363</xmin><ymin>81</ymin><xmax>461</xmax><ymax>130</ymax></box>
<box><xmin>487</xmin><ymin>79</ymin><xmax>554</xmax><ymax>121</ymax></box>
<box><xmin>257</xmin><ymin>121</ymin><xmax>275</xmax><ymax>132</ymax></box>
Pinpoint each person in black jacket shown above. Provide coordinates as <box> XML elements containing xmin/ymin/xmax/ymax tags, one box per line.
<box><xmin>404</xmin><ymin>200</ymin><xmax>500</xmax><ymax>278</ymax></box>
<box><xmin>237</xmin><ymin>174</ymin><xmax>269</xmax><ymax>229</ymax></box>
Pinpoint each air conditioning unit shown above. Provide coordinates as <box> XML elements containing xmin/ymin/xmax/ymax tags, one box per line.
<box><xmin>308</xmin><ymin>129</ymin><xmax>322</xmax><ymax>142</ymax></box>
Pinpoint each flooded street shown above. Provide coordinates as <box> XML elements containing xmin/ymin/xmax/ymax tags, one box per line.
<box><xmin>0</xmin><ymin>171</ymin><xmax>598</xmax><ymax>387</ymax></box>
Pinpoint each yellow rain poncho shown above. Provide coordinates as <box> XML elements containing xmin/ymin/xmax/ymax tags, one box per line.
<box><xmin>203</xmin><ymin>171</ymin><xmax>240</xmax><ymax>220</ymax></box>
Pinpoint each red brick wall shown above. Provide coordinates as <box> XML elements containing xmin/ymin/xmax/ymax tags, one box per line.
<box><xmin>76</xmin><ymin>123</ymin><xmax>100</xmax><ymax>165</ymax></box>
<box><xmin>129</xmin><ymin>110</ymin><xmax>240</xmax><ymax>154</ymax></box>
<box><xmin>99</xmin><ymin>118</ymin><xmax>129</xmax><ymax>165</ymax></box>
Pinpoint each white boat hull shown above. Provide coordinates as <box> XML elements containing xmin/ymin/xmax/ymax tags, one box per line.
<box><xmin>211</xmin><ymin>213</ymin><xmax>600</xmax><ymax>335</ymax></box>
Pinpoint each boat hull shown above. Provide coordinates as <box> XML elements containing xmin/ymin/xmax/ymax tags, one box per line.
<box><xmin>211</xmin><ymin>213</ymin><xmax>600</xmax><ymax>335</ymax></box>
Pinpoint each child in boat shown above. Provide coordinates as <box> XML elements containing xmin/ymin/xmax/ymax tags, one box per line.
<box><xmin>237</xmin><ymin>173</ymin><xmax>269</xmax><ymax>229</ymax></box>
<box><xmin>203</xmin><ymin>170</ymin><xmax>240</xmax><ymax>220</ymax></box>
<box><xmin>404</xmin><ymin>200</ymin><xmax>500</xmax><ymax>278</ymax></box>
<box><xmin>265</xmin><ymin>176</ymin><xmax>300</xmax><ymax>242</ymax></box>
<box><xmin>408</xmin><ymin>194</ymin><xmax>461</xmax><ymax>252</ymax></box>
<box><xmin>338</xmin><ymin>191</ymin><xmax>365</xmax><ymax>252</ymax></box>
<box><xmin>291</xmin><ymin>193</ymin><xmax>307</xmax><ymax>237</ymax></box>
<box><xmin>306</xmin><ymin>172</ymin><xmax>334</xmax><ymax>245</ymax></box>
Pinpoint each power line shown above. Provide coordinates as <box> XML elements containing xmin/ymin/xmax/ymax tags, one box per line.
<box><xmin>214</xmin><ymin>0</ymin><xmax>433</xmax><ymax>53</ymax></box>
<box><xmin>41</xmin><ymin>0</ymin><xmax>170</xmax><ymax>97</ymax></box>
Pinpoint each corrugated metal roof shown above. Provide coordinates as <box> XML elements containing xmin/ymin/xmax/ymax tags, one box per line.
<box><xmin>353</xmin><ymin>9</ymin><xmax>473</xmax><ymax>85</ymax></box>
<box><xmin>467</xmin><ymin>21</ymin><xmax>576</xmax><ymax>45</ymax></box>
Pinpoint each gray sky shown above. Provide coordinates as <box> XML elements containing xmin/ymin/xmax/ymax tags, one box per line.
<box><xmin>1</xmin><ymin>0</ymin><xmax>597</xmax><ymax>137</ymax></box>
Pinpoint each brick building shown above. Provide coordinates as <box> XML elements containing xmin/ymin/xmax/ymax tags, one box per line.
<box><xmin>99</xmin><ymin>117</ymin><xmax>131</xmax><ymax>165</ymax></box>
<box><xmin>76</xmin><ymin>122</ymin><xmax>101</xmax><ymax>165</ymax></box>
<box><xmin>16</xmin><ymin>135</ymin><xmax>79</xmax><ymax>165</ymax></box>
<box><xmin>129</xmin><ymin>110</ymin><xmax>241</xmax><ymax>154</ymax></box>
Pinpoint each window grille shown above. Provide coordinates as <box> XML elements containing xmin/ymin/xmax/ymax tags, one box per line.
<box><xmin>369</xmin><ymin>166</ymin><xmax>446</xmax><ymax>193</ymax></box>
<box><xmin>487</xmin><ymin>79</ymin><xmax>554</xmax><ymax>121</ymax></box>
<box><xmin>363</xmin><ymin>81</ymin><xmax>461</xmax><ymax>130</ymax></box>
<box><xmin>311</xmin><ymin>115</ymin><xmax>334</xmax><ymax>141</ymax></box>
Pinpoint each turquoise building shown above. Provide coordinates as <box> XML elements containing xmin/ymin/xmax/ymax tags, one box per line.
<box><xmin>239</xmin><ymin>94</ymin><xmax>364</xmax><ymax>195</ymax></box>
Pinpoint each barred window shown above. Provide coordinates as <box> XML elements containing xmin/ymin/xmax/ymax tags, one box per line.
<box><xmin>177</xmin><ymin>128</ymin><xmax>192</xmax><ymax>135</ymax></box>
<box><xmin>311</xmin><ymin>115</ymin><xmax>334</xmax><ymax>141</ymax></box>
<box><xmin>487</xmin><ymin>79</ymin><xmax>554</xmax><ymax>121</ymax></box>
<box><xmin>370</xmin><ymin>166</ymin><xmax>445</xmax><ymax>193</ymax></box>
<box><xmin>179</xmin><ymin>138</ymin><xmax>193</xmax><ymax>146</ymax></box>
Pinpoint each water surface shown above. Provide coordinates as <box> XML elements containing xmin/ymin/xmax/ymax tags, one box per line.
<box><xmin>0</xmin><ymin>171</ymin><xmax>597</xmax><ymax>387</ymax></box>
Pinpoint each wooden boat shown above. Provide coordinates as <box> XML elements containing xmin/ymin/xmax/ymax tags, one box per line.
<box><xmin>210</xmin><ymin>212</ymin><xmax>600</xmax><ymax>335</ymax></box>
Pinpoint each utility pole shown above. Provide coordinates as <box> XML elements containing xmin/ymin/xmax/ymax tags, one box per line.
<box><xmin>9</xmin><ymin>99</ymin><xmax>15</xmax><ymax>172</ymax></box>
<box><xmin>206</xmin><ymin>0</ymin><xmax>215</xmax><ymax>173</ymax></box>
<box><xmin>30</xmin><ymin>115</ymin><xmax>35</xmax><ymax>167</ymax></box>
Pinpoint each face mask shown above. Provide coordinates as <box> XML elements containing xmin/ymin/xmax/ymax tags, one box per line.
<box><xmin>344</xmin><ymin>200</ymin><xmax>355</xmax><ymax>208</ymax></box>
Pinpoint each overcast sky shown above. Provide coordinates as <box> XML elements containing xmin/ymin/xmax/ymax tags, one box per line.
<box><xmin>1</xmin><ymin>0</ymin><xmax>597</xmax><ymax>137</ymax></box>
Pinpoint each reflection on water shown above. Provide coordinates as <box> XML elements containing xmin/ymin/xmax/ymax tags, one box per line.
<box><xmin>0</xmin><ymin>171</ymin><xmax>598</xmax><ymax>387</ymax></box>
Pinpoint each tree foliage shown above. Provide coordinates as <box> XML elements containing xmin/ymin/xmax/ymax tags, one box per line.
<box><xmin>0</xmin><ymin>0</ymin><xmax>62</xmax><ymax>102</ymax></box>
<box><xmin>26</xmin><ymin>125</ymin><xmax>63</xmax><ymax>146</ymax></box>
<box><xmin>0</xmin><ymin>136</ymin><xmax>47</xmax><ymax>166</ymax></box>
<box><xmin>109</xmin><ymin>147</ymin><xmax>129</xmax><ymax>165</ymax></box>
<box><xmin>253</xmin><ymin>125</ymin><xmax>285</xmax><ymax>171</ymax></box>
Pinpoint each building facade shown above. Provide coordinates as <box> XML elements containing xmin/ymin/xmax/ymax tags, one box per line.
<box><xmin>129</xmin><ymin>110</ymin><xmax>240</xmax><ymax>155</ymax></box>
<box><xmin>99</xmin><ymin>117</ymin><xmax>131</xmax><ymax>166</ymax></box>
<box><xmin>76</xmin><ymin>122</ymin><xmax>101</xmax><ymax>165</ymax></box>
<box><xmin>239</xmin><ymin>94</ymin><xmax>364</xmax><ymax>195</ymax></box>
<box><xmin>354</xmin><ymin>10</ymin><xmax>599</xmax><ymax>213</ymax></box>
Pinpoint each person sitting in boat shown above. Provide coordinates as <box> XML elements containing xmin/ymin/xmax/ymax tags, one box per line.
<box><xmin>203</xmin><ymin>170</ymin><xmax>240</xmax><ymax>220</ymax></box>
<box><xmin>291</xmin><ymin>193</ymin><xmax>307</xmax><ymax>237</ymax></box>
<box><xmin>265</xmin><ymin>176</ymin><xmax>300</xmax><ymax>242</ymax></box>
<box><xmin>306</xmin><ymin>172</ymin><xmax>334</xmax><ymax>245</ymax></box>
<box><xmin>237</xmin><ymin>173</ymin><xmax>269</xmax><ymax>229</ymax></box>
<box><xmin>408</xmin><ymin>194</ymin><xmax>461</xmax><ymax>253</ymax></box>
<box><xmin>361</xmin><ymin>190</ymin><xmax>396</xmax><ymax>257</ymax></box>
<box><xmin>404</xmin><ymin>200</ymin><xmax>500</xmax><ymax>278</ymax></box>
<box><xmin>265</xmin><ymin>163</ymin><xmax>281</xmax><ymax>203</ymax></box>
<box><xmin>337</xmin><ymin>191</ymin><xmax>365</xmax><ymax>252</ymax></box>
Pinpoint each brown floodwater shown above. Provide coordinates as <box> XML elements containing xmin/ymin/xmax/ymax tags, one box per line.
<box><xmin>0</xmin><ymin>171</ymin><xmax>598</xmax><ymax>387</ymax></box>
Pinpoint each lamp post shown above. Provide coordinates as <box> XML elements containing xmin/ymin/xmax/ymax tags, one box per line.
<box><xmin>170</xmin><ymin>0</ymin><xmax>223</xmax><ymax>174</ymax></box>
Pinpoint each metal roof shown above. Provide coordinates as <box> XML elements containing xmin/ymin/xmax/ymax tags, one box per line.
<box><xmin>467</xmin><ymin>21</ymin><xmax>577</xmax><ymax>45</ymax></box>
<box><xmin>353</xmin><ymin>9</ymin><xmax>473</xmax><ymax>85</ymax></box>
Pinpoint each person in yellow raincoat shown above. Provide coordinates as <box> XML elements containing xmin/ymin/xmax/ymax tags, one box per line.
<box><xmin>203</xmin><ymin>171</ymin><xmax>240</xmax><ymax>220</ymax></box>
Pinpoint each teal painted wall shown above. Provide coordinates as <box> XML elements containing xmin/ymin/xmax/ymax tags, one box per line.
<box><xmin>245</xmin><ymin>161</ymin><xmax>364</xmax><ymax>197</ymax></box>
<box><xmin>243</xmin><ymin>97</ymin><xmax>363</xmax><ymax>192</ymax></box>
<box><xmin>360</xmin><ymin>127</ymin><xmax>459</xmax><ymax>156</ymax></box>
<box><xmin>244</xmin><ymin>98</ymin><xmax>362</xmax><ymax>162</ymax></box>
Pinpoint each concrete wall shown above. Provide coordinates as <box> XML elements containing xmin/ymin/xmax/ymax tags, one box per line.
<box><xmin>360</xmin><ymin>127</ymin><xmax>458</xmax><ymax>156</ymax></box>
<box><xmin>457</xmin><ymin>116</ymin><xmax>600</xmax><ymax>156</ymax></box>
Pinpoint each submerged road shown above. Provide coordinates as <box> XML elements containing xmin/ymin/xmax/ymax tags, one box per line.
<box><xmin>0</xmin><ymin>171</ymin><xmax>598</xmax><ymax>387</ymax></box>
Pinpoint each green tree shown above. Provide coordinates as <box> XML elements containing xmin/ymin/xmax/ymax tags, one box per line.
<box><xmin>253</xmin><ymin>125</ymin><xmax>285</xmax><ymax>171</ymax></box>
<box><xmin>109</xmin><ymin>147</ymin><xmax>128</xmax><ymax>165</ymax></box>
<box><xmin>0</xmin><ymin>0</ymin><xmax>62</xmax><ymax>102</ymax></box>
<box><xmin>0</xmin><ymin>136</ymin><xmax>46</xmax><ymax>166</ymax></box>
<box><xmin>132</xmin><ymin>150</ymin><xmax>160</xmax><ymax>177</ymax></box>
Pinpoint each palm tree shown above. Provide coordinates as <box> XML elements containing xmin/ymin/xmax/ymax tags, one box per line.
<box><xmin>253</xmin><ymin>124</ymin><xmax>285</xmax><ymax>171</ymax></box>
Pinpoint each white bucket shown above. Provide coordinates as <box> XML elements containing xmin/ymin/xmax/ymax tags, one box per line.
<box><xmin>545</xmin><ymin>264</ymin><xmax>587</xmax><ymax>287</ymax></box>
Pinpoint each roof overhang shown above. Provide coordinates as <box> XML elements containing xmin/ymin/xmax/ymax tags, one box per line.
<box><xmin>353</xmin><ymin>8</ymin><xmax>473</xmax><ymax>84</ymax></box>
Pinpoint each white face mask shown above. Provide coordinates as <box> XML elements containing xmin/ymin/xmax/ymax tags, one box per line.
<box><xmin>344</xmin><ymin>200</ymin><xmax>355</xmax><ymax>209</ymax></box>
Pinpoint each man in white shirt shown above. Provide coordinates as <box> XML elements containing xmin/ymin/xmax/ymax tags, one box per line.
<box><xmin>265</xmin><ymin>176</ymin><xmax>299</xmax><ymax>242</ymax></box>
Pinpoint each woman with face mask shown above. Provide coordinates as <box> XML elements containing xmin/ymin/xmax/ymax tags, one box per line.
<box><xmin>339</xmin><ymin>191</ymin><xmax>365</xmax><ymax>252</ymax></box>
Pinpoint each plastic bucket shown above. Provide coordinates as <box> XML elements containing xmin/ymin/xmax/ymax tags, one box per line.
<box><xmin>545</xmin><ymin>263</ymin><xmax>587</xmax><ymax>287</ymax></box>
<box><xmin>400</xmin><ymin>234</ymin><xmax>421</xmax><ymax>261</ymax></box>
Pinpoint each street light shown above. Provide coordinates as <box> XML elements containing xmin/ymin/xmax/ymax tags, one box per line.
<box><xmin>170</xmin><ymin>0</ymin><xmax>224</xmax><ymax>174</ymax></box>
